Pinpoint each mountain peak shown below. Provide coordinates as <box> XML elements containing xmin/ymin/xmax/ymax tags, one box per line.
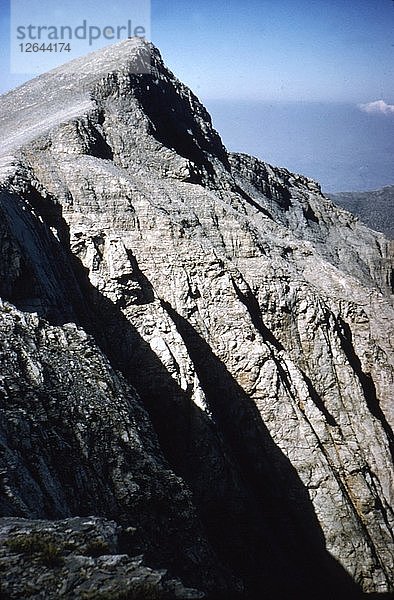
<box><xmin>0</xmin><ymin>40</ymin><xmax>393</xmax><ymax>600</ymax></box>
<box><xmin>0</xmin><ymin>37</ymin><xmax>229</xmax><ymax>184</ymax></box>
<box><xmin>0</xmin><ymin>38</ymin><xmax>152</xmax><ymax>157</ymax></box>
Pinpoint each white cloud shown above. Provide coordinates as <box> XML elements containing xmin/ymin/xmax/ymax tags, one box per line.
<box><xmin>358</xmin><ymin>100</ymin><xmax>394</xmax><ymax>115</ymax></box>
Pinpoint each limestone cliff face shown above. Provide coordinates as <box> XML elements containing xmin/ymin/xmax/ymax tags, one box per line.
<box><xmin>0</xmin><ymin>39</ymin><xmax>393</xmax><ymax>599</ymax></box>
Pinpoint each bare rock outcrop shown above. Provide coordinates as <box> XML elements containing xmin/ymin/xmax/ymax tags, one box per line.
<box><xmin>0</xmin><ymin>516</ymin><xmax>204</xmax><ymax>599</ymax></box>
<box><xmin>0</xmin><ymin>39</ymin><xmax>393</xmax><ymax>599</ymax></box>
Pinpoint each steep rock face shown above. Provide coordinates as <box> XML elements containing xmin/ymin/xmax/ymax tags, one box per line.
<box><xmin>0</xmin><ymin>300</ymin><xmax>230</xmax><ymax>594</ymax></box>
<box><xmin>0</xmin><ymin>39</ymin><xmax>393</xmax><ymax>598</ymax></box>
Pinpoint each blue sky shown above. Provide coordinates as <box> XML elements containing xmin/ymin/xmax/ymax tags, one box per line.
<box><xmin>151</xmin><ymin>0</ymin><xmax>394</xmax><ymax>103</ymax></box>
<box><xmin>1</xmin><ymin>0</ymin><xmax>393</xmax><ymax>102</ymax></box>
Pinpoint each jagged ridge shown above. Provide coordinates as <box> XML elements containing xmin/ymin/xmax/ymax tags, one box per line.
<box><xmin>0</xmin><ymin>39</ymin><xmax>393</xmax><ymax>599</ymax></box>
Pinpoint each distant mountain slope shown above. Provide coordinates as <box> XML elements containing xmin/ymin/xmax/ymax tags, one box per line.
<box><xmin>329</xmin><ymin>186</ymin><xmax>394</xmax><ymax>239</ymax></box>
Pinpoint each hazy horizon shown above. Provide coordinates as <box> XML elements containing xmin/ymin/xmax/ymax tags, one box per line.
<box><xmin>205</xmin><ymin>99</ymin><xmax>394</xmax><ymax>193</ymax></box>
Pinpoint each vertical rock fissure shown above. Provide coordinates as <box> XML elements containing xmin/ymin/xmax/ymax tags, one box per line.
<box><xmin>334</xmin><ymin>316</ymin><xmax>394</xmax><ymax>460</ymax></box>
<box><xmin>230</xmin><ymin>276</ymin><xmax>338</xmax><ymax>426</ymax></box>
<box><xmin>159</xmin><ymin>299</ymin><xmax>363</xmax><ymax>599</ymax></box>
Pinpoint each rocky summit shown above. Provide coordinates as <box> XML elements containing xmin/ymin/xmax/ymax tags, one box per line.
<box><xmin>0</xmin><ymin>39</ymin><xmax>393</xmax><ymax>600</ymax></box>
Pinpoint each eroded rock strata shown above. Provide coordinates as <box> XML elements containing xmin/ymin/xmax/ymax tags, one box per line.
<box><xmin>0</xmin><ymin>39</ymin><xmax>393</xmax><ymax>599</ymax></box>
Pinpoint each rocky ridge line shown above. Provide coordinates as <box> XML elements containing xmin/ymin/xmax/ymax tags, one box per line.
<box><xmin>0</xmin><ymin>39</ymin><xmax>393</xmax><ymax>599</ymax></box>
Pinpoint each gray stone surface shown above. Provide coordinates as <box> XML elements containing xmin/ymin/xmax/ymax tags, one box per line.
<box><xmin>0</xmin><ymin>516</ymin><xmax>205</xmax><ymax>599</ymax></box>
<box><xmin>0</xmin><ymin>299</ymin><xmax>232</xmax><ymax>596</ymax></box>
<box><xmin>0</xmin><ymin>39</ymin><xmax>393</xmax><ymax>598</ymax></box>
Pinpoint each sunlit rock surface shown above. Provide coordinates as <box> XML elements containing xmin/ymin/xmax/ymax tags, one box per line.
<box><xmin>0</xmin><ymin>39</ymin><xmax>393</xmax><ymax>599</ymax></box>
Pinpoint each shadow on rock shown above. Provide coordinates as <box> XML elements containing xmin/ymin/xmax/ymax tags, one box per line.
<box><xmin>1</xmin><ymin>184</ymin><xmax>365</xmax><ymax>600</ymax></box>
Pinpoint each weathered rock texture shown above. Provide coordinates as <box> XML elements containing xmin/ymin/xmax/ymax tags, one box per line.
<box><xmin>0</xmin><ymin>516</ymin><xmax>204</xmax><ymax>599</ymax></box>
<box><xmin>0</xmin><ymin>39</ymin><xmax>393</xmax><ymax>599</ymax></box>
